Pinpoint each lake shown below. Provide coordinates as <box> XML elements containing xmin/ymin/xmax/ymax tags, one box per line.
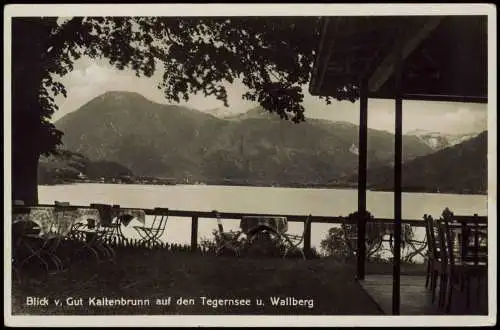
<box><xmin>38</xmin><ymin>184</ymin><xmax>487</xmax><ymax>258</ymax></box>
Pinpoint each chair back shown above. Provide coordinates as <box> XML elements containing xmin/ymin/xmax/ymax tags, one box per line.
<box><xmin>452</xmin><ymin>213</ymin><xmax>488</xmax><ymax>225</ymax></box>
<box><xmin>424</xmin><ymin>215</ymin><xmax>440</xmax><ymax>261</ymax></box>
<box><xmin>12</xmin><ymin>207</ymin><xmax>38</xmax><ymax>237</ymax></box>
<box><xmin>54</xmin><ymin>203</ymin><xmax>80</xmax><ymax>236</ymax></box>
<box><xmin>292</xmin><ymin>214</ymin><xmax>312</xmax><ymax>245</ymax></box>
<box><xmin>151</xmin><ymin>208</ymin><xmax>169</xmax><ymax>234</ymax></box>
<box><xmin>341</xmin><ymin>213</ymin><xmax>392</xmax><ymax>255</ymax></box>
<box><xmin>210</xmin><ymin>210</ymin><xmax>224</xmax><ymax>233</ymax></box>
<box><xmin>90</xmin><ymin>203</ymin><xmax>114</xmax><ymax>226</ymax></box>
<box><xmin>462</xmin><ymin>224</ymin><xmax>488</xmax><ymax>265</ymax></box>
<box><xmin>443</xmin><ymin>219</ymin><xmax>458</xmax><ymax>265</ymax></box>
<box><xmin>436</xmin><ymin>220</ymin><xmax>449</xmax><ymax>266</ymax></box>
<box><xmin>440</xmin><ymin>209</ymin><xmax>488</xmax><ymax>266</ymax></box>
<box><xmin>340</xmin><ymin>215</ymin><xmax>359</xmax><ymax>254</ymax></box>
<box><xmin>440</xmin><ymin>217</ymin><xmax>472</xmax><ymax>266</ymax></box>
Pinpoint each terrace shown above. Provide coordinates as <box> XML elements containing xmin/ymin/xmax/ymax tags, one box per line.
<box><xmin>8</xmin><ymin>13</ymin><xmax>491</xmax><ymax>323</ymax></box>
<box><xmin>11</xmin><ymin>204</ymin><xmax>487</xmax><ymax>316</ymax></box>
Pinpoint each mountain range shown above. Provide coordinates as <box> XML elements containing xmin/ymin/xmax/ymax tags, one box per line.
<box><xmin>40</xmin><ymin>91</ymin><xmax>486</xmax><ymax>193</ymax></box>
<box><xmin>53</xmin><ymin>91</ymin><xmax>436</xmax><ymax>185</ymax></box>
<box><xmin>367</xmin><ymin>131</ymin><xmax>487</xmax><ymax>194</ymax></box>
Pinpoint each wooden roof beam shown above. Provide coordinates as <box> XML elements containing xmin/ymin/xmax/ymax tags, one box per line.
<box><xmin>368</xmin><ymin>17</ymin><xmax>443</xmax><ymax>93</ymax></box>
<box><xmin>312</xmin><ymin>18</ymin><xmax>341</xmax><ymax>94</ymax></box>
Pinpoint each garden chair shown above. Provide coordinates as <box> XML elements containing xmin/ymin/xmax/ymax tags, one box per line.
<box><xmin>133</xmin><ymin>207</ymin><xmax>169</xmax><ymax>247</ymax></box>
<box><xmin>67</xmin><ymin>219</ymin><xmax>102</xmax><ymax>262</ymax></box>
<box><xmin>12</xmin><ymin>206</ymin><xmax>66</xmax><ymax>281</ymax></box>
<box><xmin>438</xmin><ymin>212</ymin><xmax>488</xmax><ymax>314</ymax></box>
<box><xmin>340</xmin><ymin>211</ymin><xmax>384</xmax><ymax>260</ymax></box>
<box><xmin>423</xmin><ymin>214</ymin><xmax>447</xmax><ymax>306</ymax></box>
<box><xmin>213</xmin><ymin>210</ymin><xmax>243</xmax><ymax>257</ymax></box>
<box><xmin>281</xmin><ymin>214</ymin><xmax>312</xmax><ymax>259</ymax></box>
<box><xmin>12</xmin><ymin>206</ymin><xmax>44</xmax><ymax>282</ymax></box>
<box><xmin>68</xmin><ymin>213</ymin><xmax>116</xmax><ymax>264</ymax></box>
<box><xmin>89</xmin><ymin>203</ymin><xmax>123</xmax><ymax>241</ymax></box>
<box><xmin>45</xmin><ymin>204</ymin><xmax>82</xmax><ymax>271</ymax></box>
<box><xmin>86</xmin><ymin>203</ymin><xmax>121</xmax><ymax>261</ymax></box>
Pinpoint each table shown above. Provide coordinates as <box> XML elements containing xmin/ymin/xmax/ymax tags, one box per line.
<box><xmin>12</xmin><ymin>206</ymin><xmax>102</xmax><ymax>237</ymax></box>
<box><xmin>66</xmin><ymin>207</ymin><xmax>145</xmax><ymax>262</ymax></box>
<box><xmin>113</xmin><ymin>208</ymin><xmax>146</xmax><ymax>226</ymax></box>
<box><xmin>11</xmin><ymin>206</ymin><xmax>102</xmax><ymax>276</ymax></box>
<box><xmin>107</xmin><ymin>208</ymin><xmax>147</xmax><ymax>239</ymax></box>
<box><xmin>240</xmin><ymin>216</ymin><xmax>288</xmax><ymax>236</ymax></box>
<box><xmin>86</xmin><ymin>205</ymin><xmax>147</xmax><ymax>241</ymax></box>
<box><xmin>239</xmin><ymin>216</ymin><xmax>290</xmax><ymax>257</ymax></box>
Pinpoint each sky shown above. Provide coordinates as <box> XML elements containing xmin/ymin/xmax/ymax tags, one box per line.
<box><xmin>52</xmin><ymin>56</ymin><xmax>488</xmax><ymax>135</ymax></box>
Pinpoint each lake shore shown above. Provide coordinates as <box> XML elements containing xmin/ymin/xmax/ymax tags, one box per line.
<box><xmin>38</xmin><ymin>181</ymin><xmax>487</xmax><ymax>195</ymax></box>
<box><xmin>37</xmin><ymin>183</ymin><xmax>487</xmax><ymax>259</ymax></box>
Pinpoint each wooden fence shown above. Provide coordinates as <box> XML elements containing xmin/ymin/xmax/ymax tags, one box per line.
<box><xmin>35</xmin><ymin>203</ymin><xmax>438</xmax><ymax>257</ymax></box>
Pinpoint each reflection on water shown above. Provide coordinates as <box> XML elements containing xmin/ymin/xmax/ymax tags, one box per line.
<box><xmin>38</xmin><ymin>184</ymin><xmax>487</xmax><ymax>256</ymax></box>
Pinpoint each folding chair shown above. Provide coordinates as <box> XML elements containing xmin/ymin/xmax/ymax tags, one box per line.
<box><xmin>45</xmin><ymin>204</ymin><xmax>80</xmax><ymax>272</ymax></box>
<box><xmin>12</xmin><ymin>206</ymin><xmax>65</xmax><ymax>280</ymax></box>
<box><xmin>133</xmin><ymin>208</ymin><xmax>169</xmax><ymax>247</ymax></box>
<box><xmin>12</xmin><ymin>206</ymin><xmax>43</xmax><ymax>282</ymax></box>
<box><xmin>68</xmin><ymin>217</ymin><xmax>111</xmax><ymax>264</ymax></box>
<box><xmin>282</xmin><ymin>214</ymin><xmax>312</xmax><ymax>259</ymax></box>
<box><xmin>86</xmin><ymin>203</ymin><xmax>121</xmax><ymax>261</ymax></box>
<box><xmin>340</xmin><ymin>211</ymin><xmax>385</xmax><ymax>260</ymax></box>
<box><xmin>213</xmin><ymin>210</ymin><xmax>243</xmax><ymax>257</ymax></box>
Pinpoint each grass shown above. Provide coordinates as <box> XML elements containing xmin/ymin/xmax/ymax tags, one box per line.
<box><xmin>8</xmin><ymin>247</ymin><xmax>428</xmax><ymax>316</ymax></box>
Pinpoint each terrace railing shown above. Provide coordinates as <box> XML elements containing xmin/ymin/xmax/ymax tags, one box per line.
<box><xmin>33</xmin><ymin>204</ymin><xmax>429</xmax><ymax>262</ymax></box>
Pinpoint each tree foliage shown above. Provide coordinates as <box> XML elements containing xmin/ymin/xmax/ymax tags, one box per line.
<box><xmin>320</xmin><ymin>211</ymin><xmax>389</xmax><ymax>260</ymax></box>
<box><xmin>13</xmin><ymin>16</ymin><xmax>349</xmax><ymax>156</ymax></box>
<box><xmin>12</xmin><ymin>16</ymin><xmax>358</xmax><ymax>203</ymax></box>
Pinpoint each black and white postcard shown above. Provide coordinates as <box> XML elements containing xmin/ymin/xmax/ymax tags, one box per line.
<box><xmin>4</xmin><ymin>3</ymin><xmax>497</xmax><ymax>327</ymax></box>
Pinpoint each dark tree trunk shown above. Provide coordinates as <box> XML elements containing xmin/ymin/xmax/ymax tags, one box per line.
<box><xmin>12</xmin><ymin>146</ymin><xmax>40</xmax><ymax>205</ymax></box>
<box><xmin>11</xmin><ymin>18</ymin><xmax>49</xmax><ymax>206</ymax></box>
<box><xmin>11</xmin><ymin>70</ymin><xmax>43</xmax><ymax>206</ymax></box>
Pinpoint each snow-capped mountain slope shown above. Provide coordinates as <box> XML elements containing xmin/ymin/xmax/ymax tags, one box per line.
<box><xmin>204</xmin><ymin>107</ymin><xmax>237</xmax><ymax>118</ymax></box>
<box><xmin>406</xmin><ymin>129</ymin><xmax>480</xmax><ymax>150</ymax></box>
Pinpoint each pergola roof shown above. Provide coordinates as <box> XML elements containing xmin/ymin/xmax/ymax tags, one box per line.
<box><xmin>309</xmin><ymin>15</ymin><xmax>489</xmax><ymax>315</ymax></box>
<box><xmin>309</xmin><ymin>15</ymin><xmax>488</xmax><ymax>103</ymax></box>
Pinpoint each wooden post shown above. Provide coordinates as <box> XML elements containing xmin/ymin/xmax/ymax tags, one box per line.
<box><xmin>357</xmin><ymin>79</ymin><xmax>368</xmax><ymax>280</ymax></box>
<box><xmin>303</xmin><ymin>216</ymin><xmax>312</xmax><ymax>259</ymax></box>
<box><xmin>191</xmin><ymin>216</ymin><xmax>198</xmax><ymax>253</ymax></box>
<box><xmin>392</xmin><ymin>48</ymin><xmax>403</xmax><ymax>316</ymax></box>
